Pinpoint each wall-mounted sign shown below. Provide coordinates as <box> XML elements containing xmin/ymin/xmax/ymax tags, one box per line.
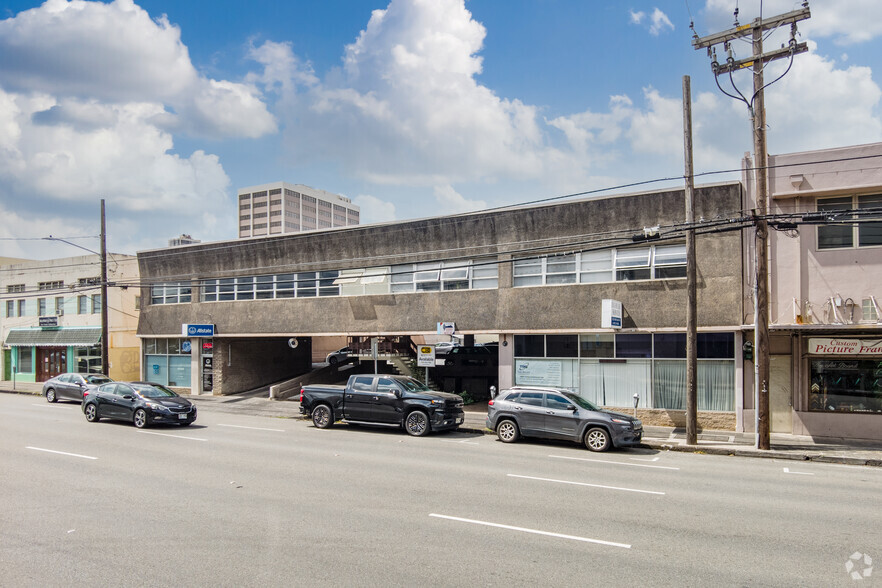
<box><xmin>808</xmin><ymin>338</ymin><xmax>882</xmax><ymax>356</ymax></box>
<box><xmin>515</xmin><ymin>360</ymin><xmax>562</xmax><ymax>387</ymax></box>
<box><xmin>437</xmin><ymin>322</ymin><xmax>456</xmax><ymax>335</ymax></box>
<box><xmin>38</xmin><ymin>316</ymin><xmax>58</xmax><ymax>328</ymax></box>
<box><xmin>601</xmin><ymin>299</ymin><xmax>623</xmax><ymax>329</ymax></box>
<box><xmin>417</xmin><ymin>345</ymin><xmax>436</xmax><ymax>367</ymax></box>
<box><xmin>182</xmin><ymin>324</ymin><xmax>215</xmax><ymax>337</ymax></box>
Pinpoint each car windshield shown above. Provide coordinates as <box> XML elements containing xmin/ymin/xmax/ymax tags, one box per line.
<box><xmin>132</xmin><ymin>384</ymin><xmax>179</xmax><ymax>398</ymax></box>
<box><xmin>85</xmin><ymin>375</ymin><xmax>111</xmax><ymax>384</ymax></box>
<box><xmin>397</xmin><ymin>378</ymin><xmax>432</xmax><ymax>392</ymax></box>
<box><xmin>563</xmin><ymin>392</ymin><xmax>600</xmax><ymax>411</ymax></box>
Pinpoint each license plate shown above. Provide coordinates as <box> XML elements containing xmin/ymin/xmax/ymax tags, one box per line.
<box><xmin>457</xmin><ymin>417</ymin><xmax>464</xmax><ymax>424</ymax></box>
<box><xmin>178</xmin><ymin>413</ymin><xmax>187</xmax><ymax>420</ymax></box>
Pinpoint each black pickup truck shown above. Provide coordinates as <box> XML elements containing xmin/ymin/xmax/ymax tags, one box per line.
<box><xmin>299</xmin><ymin>374</ymin><xmax>465</xmax><ymax>436</ymax></box>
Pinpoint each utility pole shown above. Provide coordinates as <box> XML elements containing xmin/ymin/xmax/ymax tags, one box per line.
<box><xmin>693</xmin><ymin>3</ymin><xmax>810</xmax><ymax>450</ymax></box>
<box><xmin>100</xmin><ymin>199</ymin><xmax>109</xmax><ymax>377</ymax></box>
<box><xmin>683</xmin><ymin>75</ymin><xmax>698</xmax><ymax>446</ymax></box>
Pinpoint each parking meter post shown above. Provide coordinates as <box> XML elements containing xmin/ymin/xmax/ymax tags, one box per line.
<box><xmin>633</xmin><ymin>393</ymin><xmax>639</xmax><ymax>417</ymax></box>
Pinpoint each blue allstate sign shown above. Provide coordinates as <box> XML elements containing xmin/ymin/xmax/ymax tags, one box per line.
<box><xmin>183</xmin><ymin>324</ymin><xmax>215</xmax><ymax>337</ymax></box>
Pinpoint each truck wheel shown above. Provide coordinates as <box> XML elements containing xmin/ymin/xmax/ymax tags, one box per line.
<box><xmin>312</xmin><ymin>404</ymin><xmax>333</xmax><ymax>429</ymax></box>
<box><xmin>404</xmin><ymin>411</ymin><xmax>430</xmax><ymax>437</ymax></box>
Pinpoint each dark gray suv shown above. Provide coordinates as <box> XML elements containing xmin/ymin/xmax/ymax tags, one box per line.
<box><xmin>486</xmin><ymin>386</ymin><xmax>643</xmax><ymax>452</ymax></box>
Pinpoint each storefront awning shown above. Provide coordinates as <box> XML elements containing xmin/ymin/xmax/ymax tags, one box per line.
<box><xmin>4</xmin><ymin>327</ymin><xmax>101</xmax><ymax>347</ymax></box>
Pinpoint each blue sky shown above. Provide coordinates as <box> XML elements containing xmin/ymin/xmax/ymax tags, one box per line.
<box><xmin>1</xmin><ymin>0</ymin><xmax>881</xmax><ymax>259</ymax></box>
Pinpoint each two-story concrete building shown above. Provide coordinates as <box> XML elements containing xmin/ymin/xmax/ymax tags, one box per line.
<box><xmin>137</xmin><ymin>182</ymin><xmax>746</xmax><ymax>428</ymax></box>
<box><xmin>741</xmin><ymin>142</ymin><xmax>882</xmax><ymax>440</ymax></box>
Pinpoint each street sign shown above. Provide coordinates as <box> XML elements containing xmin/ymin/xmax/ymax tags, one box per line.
<box><xmin>417</xmin><ymin>345</ymin><xmax>435</xmax><ymax>367</ymax></box>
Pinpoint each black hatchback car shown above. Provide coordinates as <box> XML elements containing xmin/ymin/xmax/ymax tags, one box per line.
<box><xmin>82</xmin><ymin>381</ymin><xmax>197</xmax><ymax>428</ymax></box>
<box><xmin>43</xmin><ymin>373</ymin><xmax>112</xmax><ymax>403</ymax></box>
<box><xmin>486</xmin><ymin>386</ymin><xmax>642</xmax><ymax>452</ymax></box>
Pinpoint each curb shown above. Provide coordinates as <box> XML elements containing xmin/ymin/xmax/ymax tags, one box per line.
<box><xmin>0</xmin><ymin>389</ymin><xmax>40</xmax><ymax>396</ymax></box>
<box><xmin>639</xmin><ymin>440</ymin><xmax>882</xmax><ymax>467</ymax></box>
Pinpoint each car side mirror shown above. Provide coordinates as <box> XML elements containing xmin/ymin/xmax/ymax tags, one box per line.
<box><xmin>568</xmin><ymin>404</ymin><xmax>577</xmax><ymax>411</ymax></box>
<box><xmin>123</xmin><ymin>395</ymin><xmax>133</xmax><ymax>400</ymax></box>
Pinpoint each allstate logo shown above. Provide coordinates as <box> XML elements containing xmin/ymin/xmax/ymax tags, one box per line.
<box><xmin>187</xmin><ymin>326</ymin><xmax>198</xmax><ymax>335</ymax></box>
<box><xmin>845</xmin><ymin>552</ymin><xmax>873</xmax><ymax>581</ymax></box>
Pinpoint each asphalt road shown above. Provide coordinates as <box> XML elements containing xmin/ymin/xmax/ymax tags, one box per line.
<box><xmin>2</xmin><ymin>393</ymin><xmax>880</xmax><ymax>587</ymax></box>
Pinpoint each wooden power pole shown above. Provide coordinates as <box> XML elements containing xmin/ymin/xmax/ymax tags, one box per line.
<box><xmin>692</xmin><ymin>4</ymin><xmax>810</xmax><ymax>450</ymax></box>
<box><xmin>683</xmin><ymin>75</ymin><xmax>698</xmax><ymax>446</ymax></box>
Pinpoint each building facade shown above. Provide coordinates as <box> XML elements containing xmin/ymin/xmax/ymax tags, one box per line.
<box><xmin>139</xmin><ymin>182</ymin><xmax>745</xmax><ymax>429</ymax></box>
<box><xmin>741</xmin><ymin>142</ymin><xmax>882</xmax><ymax>440</ymax></box>
<box><xmin>169</xmin><ymin>234</ymin><xmax>201</xmax><ymax>247</ymax></box>
<box><xmin>237</xmin><ymin>182</ymin><xmax>360</xmax><ymax>239</ymax></box>
<box><xmin>1</xmin><ymin>254</ymin><xmax>141</xmax><ymax>382</ymax></box>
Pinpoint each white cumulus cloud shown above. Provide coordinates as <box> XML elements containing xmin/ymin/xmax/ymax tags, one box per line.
<box><xmin>250</xmin><ymin>0</ymin><xmax>558</xmax><ymax>187</ymax></box>
<box><xmin>0</xmin><ymin>0</ymin><xmax>272</xmax><ymax>253</ymax></box>
<box><xmin>0</xmin><ymin>0</ymin><xmax>276</xmax><ymax>138</ymax></box>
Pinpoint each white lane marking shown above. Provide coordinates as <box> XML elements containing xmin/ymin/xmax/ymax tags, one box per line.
<box><xmin>217</xmin><ymin>424</ymin><xmax>285</xmax><ymax>432</ymax></box>
<box><xmin>783</xmin><ymin>467</ymin><xmax>814</xmax><ymax>476</ymax></box>
<box><xmin>32</xmin><ymin>404</ymin><xmax>74</xmax><ymax>409</ymax></box>
<box><xmin>136</xmin><ymin>431</ymin><xmax>206</xmax><ymax>442</ymax></box>
<box><xmin>814</xmin><ymin>462</ymin><xmax>882</xmax><ymax>473</ymax></box>
<box><xmin>631</xmin><ymin>456</ymin><xmax>660</xmax><ymax>462</ymax></box>
<box><xmin>550</xmin><ymin>454</ymin><xmax>680</xmax><ymax>470</ymax></box>
<box><xmin>26</xmin><ymin>447</ymin><xmax>97</xmax><ymax>460</ymax></box>
<box><xmin>508</xmin><ymin>474</ymin><xmax>665</xmax><ymax>495</ymax></box>
<box><xmin>429</xmin><ymin>514</ymin><xmax>631</xmax><ymax>549</ymax></box>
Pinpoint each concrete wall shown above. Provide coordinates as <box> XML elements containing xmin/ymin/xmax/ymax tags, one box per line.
<box><xmin>211</xmin><ymin>337</ymin><xmax>312</xmax><ymax>395</ymax></box>
<box><xmin>763</xmin><ymin>142</ymin><xmax>882</xmax><ymax>326</ymax></box>
<box><xmin>137</xmin><ymin>183</ymin><xmax>744</xmax><ymax>339</ymax></box>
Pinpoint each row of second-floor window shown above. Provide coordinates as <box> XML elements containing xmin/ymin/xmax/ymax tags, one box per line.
<box><xmin>150</xmin><ymin>260</ymin><xmax>500</xmax><ymax>304</ymax></box>
<box><xmin>6</xmin><ymin>278</ymin><xmax>99</xmax><ymax>294</ymax></box>
<box><xmin>4</xmin><ymin>295</ymin><xmax>101</xmax><ymax>317</ymax></box>
<box><xmin>817</xmin><ymin>194</ymin><xmax>882</xmax><ymax>250</ymax></box>
<box><xmin>513</xmin><ymin>243</ymin><xmax>686</xmax><ymax>287</ymax></box>
<box><xmin>151</xmin><ymin>282</ymin><xmax>192</xmax><ymax>305</ymax></box>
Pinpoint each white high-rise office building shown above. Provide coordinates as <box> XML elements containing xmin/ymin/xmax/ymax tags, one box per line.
<box><xmin>237</xmin><ymin>182</ymin><xmax>360</xmax><ymax>238</ymax></box>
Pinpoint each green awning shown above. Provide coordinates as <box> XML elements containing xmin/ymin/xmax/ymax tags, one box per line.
<box><xmin>5</xmin><ymin>327</ymin><xmax>101</xmax><ymax>347</ymax></box>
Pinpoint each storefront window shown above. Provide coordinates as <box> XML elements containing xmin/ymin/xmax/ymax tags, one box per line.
<box><xmin>579</xmin><ymin>334</ymin><xmax>614</xmax><ymax>358</ymax></box>
<box><xmin>653</xmin><ymin>360</ymin><xmax>735</xmax><ymax>411</ymax></box>
<box><xmin>75</xmin><ymin>346</ymin><xmax>102</xmax><ymax>373</ymax></box>
<box><xmin>18</xmin><ymin>348</ymin><xmax>33</xmax><ymax>373</ymax></box>
<box><xmin>616</xmin><ymin>334</ymin><xmax>652</xmax><ymax>358</ymax></box>
<box><xmin>546</xmin><ymin>335</ymin><xmax>578</xmax><ymax>358</ymax></box>
<box><xmin>810</xmin><ymin>359</ymin><xmax>882</xmax><ymax>413</ymax></box>
<box><xmin>514</xmin><ymin>335</ymin><xmax>544</xmax><ymax>358</ymax></box>
<box><xmin>514</xmin><ymin>332</ymin><xmax>736</xmax><ymax>410</ymax></box>
<box><xmin>143</xmin><ymin>338</ymin><xmax>191</xmax><ymax>388</ymax></box>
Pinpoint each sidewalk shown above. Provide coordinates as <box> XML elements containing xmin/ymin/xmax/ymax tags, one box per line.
<box><xmin>3</xmin><ymin>381</ymin><xmax>880</xmax><ymax>467</ymax></box>
<box><xmin>459</xmin><ymin>408</ymin><xmax>882</xmax><ymax>467</ymax></box>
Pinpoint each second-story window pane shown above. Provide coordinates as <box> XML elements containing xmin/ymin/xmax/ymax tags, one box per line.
<box><xmin>858</xmin><ymin>194</ymin><xmax>882</xmax><ymax>247</ymax></box>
